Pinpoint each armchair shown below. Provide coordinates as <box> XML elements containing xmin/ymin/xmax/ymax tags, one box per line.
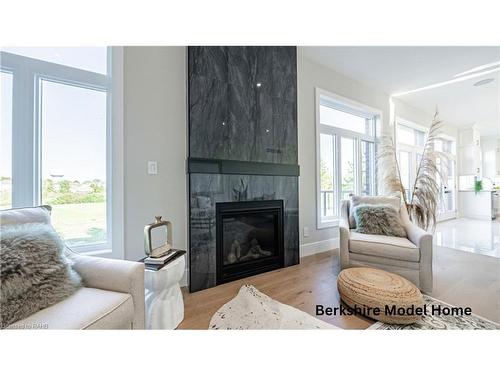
<box><xmin>339</xmin><ymin>199</ymin><xmax>433</xmax><ymax>294</ymax></box>
<box><xmin>1</xmin><ymin>206</ymin><xmax>145</xmax><ymax>329</ymax></box>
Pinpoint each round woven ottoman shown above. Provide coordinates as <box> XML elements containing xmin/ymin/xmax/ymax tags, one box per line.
<box><xmin>337</xmin><ymin>267</ymin><xmax>424</xmax><ymax>324</ymax></box>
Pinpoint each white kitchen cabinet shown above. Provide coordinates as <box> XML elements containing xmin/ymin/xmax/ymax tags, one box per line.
<box><xmin>496</xmin><ymin>140</ymin><xmax>500</xmax><ymax>176</ymax></box>
<box><xmin>482</xmin><ymin>138</ymin><xmax>500</xmax><ymax>177</ymax></box>
<box><xmin>458</xmin><ymin>128</ymin><xmax>482</xmax><ymax>176</ymax></box>
<box><xmin>459</xmin><ymin>144</ymin><xmax>482</xmax><ymax>175</ymax></box>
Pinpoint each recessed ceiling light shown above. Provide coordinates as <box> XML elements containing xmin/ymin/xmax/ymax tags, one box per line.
<box><xmin>473</xmin><ymin>78</ymin><xmax>495</xmax><ymax>86</ymax></box>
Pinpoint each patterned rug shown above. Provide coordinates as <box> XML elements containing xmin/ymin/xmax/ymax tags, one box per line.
<box><xmin>209</xmin><ymin>285</ymin><xmax>499</xmax><ymax>330</ymax></box>
<box><xmin>369</xmin><ymin>295</ymin><xmax>500</xmax><ymax>330</ymax></box>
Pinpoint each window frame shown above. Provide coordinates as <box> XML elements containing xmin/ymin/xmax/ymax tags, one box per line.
<box><xmin>315</xmin><ymin>88</ymin><xmax>381</xmax><ymax>229</ymax></box>
<box><xmin>395</xmin><ymin>118</ymin><xmax>427</xmax><ymax>201</ymax></box>
<box><xmin>0</xmin><ymin>48</ymin><xmax>124</xmax><ymax>258</ymax></box>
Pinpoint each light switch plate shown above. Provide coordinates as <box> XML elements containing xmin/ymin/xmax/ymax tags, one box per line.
<box><xmin>147</xmin><ymin>161</ymin><xmax>158</xmax><ymax>175</ymax></box>
<box><xmin>303</xmin><ymin>226</ymin><xmax>309</xmax><ymax>237</ymax></box>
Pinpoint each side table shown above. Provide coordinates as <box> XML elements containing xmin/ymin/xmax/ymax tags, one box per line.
<box><xmin>144</xmin><ymin>253</ymin><xmax>186</xmax><ymax>329</ymax></box>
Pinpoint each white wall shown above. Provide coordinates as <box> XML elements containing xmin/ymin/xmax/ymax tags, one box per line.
<box><xmin>123</xmin><ymin>46</ymin><xmax>187</xmax><ymax>261</ymax></box>
<box><xmin>119</xmin><ymin>46</ymin><xmax>448</xmax><ymax>262</ymax></box>
<box><xmin>297</xmin><ymin>53</ymin><xmax>392</xmax><ymax>253</ymax></box>
<box><xmin>393</xmin><ymin>97</ymin><xmax>459</xmax><ymax>140</ymax></box>
<box><xmin>393</xmin><ymin>98</ymin><xmax>433</xmax><ymax>129</ymax></box>
<box><xmin>296</xmin><ymin>53</ymin><xmax>456</xmax><ymax>253</ymax></box>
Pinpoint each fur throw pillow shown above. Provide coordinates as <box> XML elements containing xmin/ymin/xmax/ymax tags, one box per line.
<box><xmin>353</xmin><ymin>204</ymin><xmax>407</xmax><ymax>237</ymax></box>
<box><xmin>349</xmin><ymin>195</ymin><xmax>401</xmax><ymax>229</ymax></box>
<box><xmin>1</xmin><ymin>223</ymin><xmax>81</xmax><ymax>328</ymax></box>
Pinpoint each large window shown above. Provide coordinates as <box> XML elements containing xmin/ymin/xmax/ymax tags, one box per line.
<box><xmin>40</xmin><ymin>80</ymin><xmax>108</xmax><ymax>246</ymax></box>
<box><xmin>316</xmin><ymin>89</ymin><xmax>379</xmax><ymax>228</ymax></box>
<box><xmin>0</xmin><ymin>47</ymin><xmax>121</xmax><ymax>254</ymax></box>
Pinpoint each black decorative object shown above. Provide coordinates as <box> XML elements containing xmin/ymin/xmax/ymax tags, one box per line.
<box><xmin>232</xmin><ymin>179</ymin><xmax>248</xmax><ymax>201</ymax></box>
<box><xmin>188</xmin><ymin>46</ymin><xmax>299</xmax><ymax>292</ymax></box>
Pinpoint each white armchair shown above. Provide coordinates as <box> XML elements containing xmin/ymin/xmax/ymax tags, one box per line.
<box><xmin>339</xmin><ymin>199</ymin><xmax>433</xmax><ymax>294</ymax></box>
<box><xmin>1</xmin><ymin>206</ymin><xmax>145</xmax><ymax>329</ymax></box>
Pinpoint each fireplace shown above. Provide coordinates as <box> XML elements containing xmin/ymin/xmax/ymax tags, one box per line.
<box><xmin>216</xmin><ymin>200</ymin><xmax>284</xmax><ymax>285</ymax></box>
<box><xmin>188</xmin><ymin>46</ymin><xmax>298</xmax><ymax>292</ymax></box>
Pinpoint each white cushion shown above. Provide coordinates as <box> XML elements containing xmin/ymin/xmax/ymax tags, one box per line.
<box><xmin>7</xmin><ymin>287</ymin><xmax>134</xmax><ymax>330</ymax></box>
<box><xmin>349</xmin><ymin>231</ymin><xmax>420</xmax><ymax>262</ymax></box>
<box><xmin>0</xmin><ymin>206</ymin><xmax>51</xmax><ymax>226</ymax></box>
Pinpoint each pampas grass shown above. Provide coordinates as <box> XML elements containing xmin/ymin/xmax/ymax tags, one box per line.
<box><xmin>377</xmin><ymin>110</ymin><xmax>448</xmax><ymax>231</ymax></box>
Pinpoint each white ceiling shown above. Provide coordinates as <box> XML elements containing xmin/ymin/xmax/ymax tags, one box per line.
<box><xmin>300</xmin><ymin>47</ymin><xmax>500</xmax><ymax>136</ymax></box>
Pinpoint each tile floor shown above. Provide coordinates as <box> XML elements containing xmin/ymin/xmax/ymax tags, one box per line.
<box><xmin>435</xmin><ymin>217</ymin><xmax>500</xmax><ymax>258</ymax></box>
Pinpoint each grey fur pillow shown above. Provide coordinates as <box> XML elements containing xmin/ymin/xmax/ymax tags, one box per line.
<box><xmin>349</xmin><ymin>195</ymin><xmax>401</xmax><ymax>229</ymax></box>
<box><xmin>353</xmin><ymin>204</ymin><xmax>407</xmax><ymax>237</ymax></box>
<box><xmin>1</xmin><ymin>223</ymin><xmax>81</xmax><ymax>328</ymax></box>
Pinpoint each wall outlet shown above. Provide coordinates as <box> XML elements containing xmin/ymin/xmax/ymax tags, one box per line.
<box><xmin>303</xmin><ymin>226</ymin><xmax>309</xmax><ymax>238</ymax></box>
<box><xmin>147</xmin><ymin>161</ymin><xmax>158</xmax><ymax>175</ymax></box>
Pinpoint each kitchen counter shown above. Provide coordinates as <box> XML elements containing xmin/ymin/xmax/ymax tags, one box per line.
<box><xmin>458</xmin><ymin>191</ymin><xmax>496</xmax><ymax>220</ymax></box>
<box><xmin>458</xmin><ymin>190</ymin><xmax>498</xmax><ymax>192</ymax></box>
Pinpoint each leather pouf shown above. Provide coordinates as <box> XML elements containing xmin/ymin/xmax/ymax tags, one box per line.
<box><xmin>337</xmin><ymin>267</ymin><xmax>424</xmax><ymax>324</ymax></box>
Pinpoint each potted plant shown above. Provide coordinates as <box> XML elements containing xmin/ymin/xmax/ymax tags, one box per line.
<box><xmin>474</xmin><ymin>179</ymin><xmax>483</xmax><ymax>194</ymax></box>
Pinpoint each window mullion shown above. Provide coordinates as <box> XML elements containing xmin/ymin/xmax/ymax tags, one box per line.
<box><xmin>11</xmin><ymin>66</ymin><xmax>37</xmax><ymax>207</ymax></box>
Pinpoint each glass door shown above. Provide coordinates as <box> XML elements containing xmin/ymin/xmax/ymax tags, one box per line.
<box><xmin>437</xmin><ymin>157</ymin><xmax>457</xmax><ymax>221</ymax></box>
<box><xmin>436</xmin><ymin>138</ymin><xmax>457</xmax><ymax>221</ymax></box>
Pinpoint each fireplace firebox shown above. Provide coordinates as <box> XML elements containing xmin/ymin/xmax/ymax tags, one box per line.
<box><xmin>216</xmin><ymin>200</ymin><xmax>284</xmax><ymax>285</ymax></box>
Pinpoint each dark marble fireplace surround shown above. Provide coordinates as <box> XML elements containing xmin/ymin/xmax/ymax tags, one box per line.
<box><xmin>188</xmin><ymin>46</ymin><xmax>299</xmax><ymax>292</ymax></box>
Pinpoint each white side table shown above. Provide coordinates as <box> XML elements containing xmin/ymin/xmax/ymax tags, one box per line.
<box><xmin>144</xmin><ymin>254</ymin><xmax>186</xmax><ymax>329</ymax></box>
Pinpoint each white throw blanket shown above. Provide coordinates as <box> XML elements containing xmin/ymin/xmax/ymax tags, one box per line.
<box><xmin>209</xmin><ymin>285</ymin><xmax>338</xmax><ymax>330</ymax></box>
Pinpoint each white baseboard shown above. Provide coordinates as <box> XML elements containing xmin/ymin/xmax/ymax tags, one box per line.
<box><xmin>300</xmin><ymin>238</ymin><xmax>339</xmax><ymax>258</ymax></box>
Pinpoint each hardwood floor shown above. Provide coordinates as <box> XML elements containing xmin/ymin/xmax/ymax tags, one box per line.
<box><xmin>179</xmin><ymin>245</ymin><xmax>500</xmax><ymax>329</ymax></box>
<box><xmin>179</xmin><ymin>250</ymin><xmax>373</xmax><ymax>329</ymax></box>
